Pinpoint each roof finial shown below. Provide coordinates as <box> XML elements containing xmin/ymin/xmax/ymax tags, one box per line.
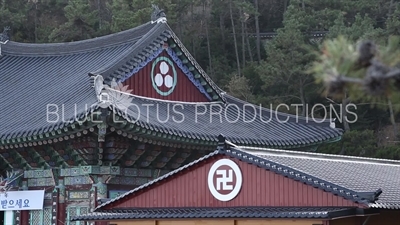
<box><xmin>0</xmin><ymin>26</ymin><xmax>10</xmax><ymax>42</ymax></box>
<box><xmin>217</xmin><ymin>134</ymin><xmax>227</xmax><ymax>151</ymax></box>
<box><xmin>0</xmin><ymin>26</ymin><xmax>10</xmax><ymax>56</ymax></box>
<box><xmin>151</xmin><ymin>4</ymin><xmax>167</xmax><ymax>24</ymax></box>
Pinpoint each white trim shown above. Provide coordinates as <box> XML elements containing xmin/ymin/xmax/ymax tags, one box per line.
<box><xmin>3</xmin><ymin>211</ymin><xmax>13</xmax><ymax>225</ymax></box>
<box><xmin>104</xmin><ymin>86</ymin><xmax>223</xmax><ymax>105</ymax></box>
<box><xmin>239</xmin><ymin>146</ymin><xmax>400</xmax><ymax>166</ymax></box>
<box><xmin>0</xmin><ymin>40</ymin><xmax>8</xmax><ymax>56</ymax></box>
<box><xmin>151</xmin><ymin>17</ymin><xmax>167</xmax><ymax>24</ymax></box>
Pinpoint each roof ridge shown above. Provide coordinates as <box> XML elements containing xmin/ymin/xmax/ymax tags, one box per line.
<box><xmin>97</xmin><ymin>23</ymin><xmax>170</xmax><ymax>81</ymax></box>
<box><xmin>165</xmin><ymin>23</ymin><xmax>226</xmax><ymax>102</ymax></box>
<box><xmin>106</xmin><ymin>87</ymin><xmax>224</xmax><ymax>105</ymax></box>
<box><xmin>239</xmin><ymin>146</ymin><xmax>400</xmax><ymax>166</ymax></box>
<box><xmin>2</xmin><ymin>22</ymin><xmax>154</xmax><ymax>56</ymax></box>
<box><xmin>224</xmin><ymin>146</ymin><xmax>380</xmax><ymax>204</ymax></box>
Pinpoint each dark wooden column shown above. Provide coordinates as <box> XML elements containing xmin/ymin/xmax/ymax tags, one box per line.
<box><xmin>19</xmin><ymin>181</ymin><xmax>29</xmax><ymax>225</ymax></box>
<box><xmin>19</xmin><ymin>210</ymin><xmax>29</xmax><ymax>225</ymax></box>
<box><xmin>56</xmin><ymin>178</ymin><xmax>66</xmax><ymax>225</ymax></box>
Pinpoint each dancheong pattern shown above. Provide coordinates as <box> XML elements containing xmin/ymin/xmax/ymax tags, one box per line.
<box><xmin>43</xmin><ymin>207</ymin><xmax>51</xmax><ymax>225</ymax></box>
<box><xmin>29</xmin><ymin>207</ymin><xmax>51</xmax><ymax>225</ymax></box>
<box><xmin>67</xmin><ymin>206</ymin><xmax>89</xmax><ymax>225</ymax></box>
<box><xmin>30</xmin><ymin>210</ymin><xmax>40</xmax><ymax>225</ymax></box>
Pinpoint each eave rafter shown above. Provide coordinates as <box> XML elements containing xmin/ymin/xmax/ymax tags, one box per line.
<box><xmin>5</xmin><ymin>148</ymin><xmax>32</xmax><ymax>170</ymax></box>
<box><xmin>110</xmin><ymin>125</ymin><xmax>215</xmax><ymax>150</ymax></box>
<box><xmin>0</xmin><ymin>153</ymin><xmax>11</xmax><ymax>170</ymax></box>
<box><xmin>69</xmin><ymin>134</ymin><xmax>94</xmax><ymax>166</ymax></box>
<box><xmin>0</xmin><ymin>119</ymin><xmax>97</xmax><ymax>149</ymax></box>
<box><xmin>44</xmin><ymin>145</ymin><xmax>69</xmax><ymax>168</ymax></box>
<box><xmin>65</xmin><ymin>144</ymin><xmax>87</xmax><ymax>166</ymax></box>
<box><xmin>109</xmin><ymin>115</ymin><xmax>217</xmax><ymax>147</ymax></box>
<box><xmin>109</xmin><ymin>112</ymin><xmax>340</xmax><ymax>150</ymax></box>
<box><xmin>22</xmin><ymin>147</ymin><xmax>50</xmax><ymax>168</ymax></box>
<box><xmin>117</xmin><ymin>141</ymin><xmax>145</xmax><ymax>167</ymax></box>
<box><xmin>104</xmin><ymin>135</ymin><xmax>130</xmax><ymax>166</ymax></box>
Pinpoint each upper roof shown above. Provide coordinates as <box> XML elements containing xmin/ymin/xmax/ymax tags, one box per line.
<box><xmin>95</xmin><ymin>135</ymin><xmax>399</xmax><ymax>210</ymax></box>
<box><xmin>0</xmin><ymin>22</ymin><xmax>157</xmax><ymax>140</ymax></box>
<box><xmin>0</xmin><ymin>19</ymin><xmax>342</xmax><ymax>149</ymax></box>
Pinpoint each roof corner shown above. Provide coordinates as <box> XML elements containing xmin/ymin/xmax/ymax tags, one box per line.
<box><xmin>358</xmin><ymin>189</ymin><xmax>383</xmax><ymax>203</ymax></box>
<box><xmin>0</xmin><ymin>26</ymin><xmax>10</xmax><ymax>56</ymax></box>
<box><xmin>151</xmin><ymin>4</ymin><xmax>167</xmax><ymax>24</ymax></box>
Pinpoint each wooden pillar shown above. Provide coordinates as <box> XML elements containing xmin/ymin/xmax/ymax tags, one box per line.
<box><xmin>19</xmin><ymin>181</ymin><xmax>29</xmax><ymax>225</ymax></box>
<box><xmin>51</xmin><ymin>189</ymin><xmax>58</xmax><ymax>225</ymax></box>
<box><xmin>19</xmin><ymin>211</ymin><xmax>29</xmax><ymax>225</ymax></box>
<box><xmin>57</xmin><ymin>178</ymin><xmax>66</xmax><ymax>225</ymax></box>
<box><xmin>96</xmin><ymin>176</ymin><xmax>108</xmax><ymax>200</ymax></box>
<box><xmin>93</xmin><ymin>176</ymin><xmax>108</xmax><ymax>225</ymax></box>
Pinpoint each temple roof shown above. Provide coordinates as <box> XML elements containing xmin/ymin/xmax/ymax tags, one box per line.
<box><xmin>113</xmin><ymin>93</ymin><xmax>342</xmax><ymax>147</ymax></box>
<box><xmin>94</xmin><ymin>137</ymin><xmax>400</xmax><ymax>211</ymax></box>
<box><xmin>0</xmin><ymin>20</ymin><xmax>342</xmax><ymax>149</ymax></box>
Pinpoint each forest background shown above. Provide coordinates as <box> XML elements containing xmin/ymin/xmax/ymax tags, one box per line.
<box><xmin>1</xmin><ymin>0</ymin><xmax>400</xmax><ymax>159</ymax></box>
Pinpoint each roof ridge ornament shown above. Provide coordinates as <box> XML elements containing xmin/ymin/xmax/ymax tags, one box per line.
<box><xmin>151</xmin><ymin>4</ymin><xmax>167</xmax><ymax>24</ymax></box>
<box><xmin>0</xmin><ymin>26</ymin><xmax>10</xmax><ymax>56</ymax></box>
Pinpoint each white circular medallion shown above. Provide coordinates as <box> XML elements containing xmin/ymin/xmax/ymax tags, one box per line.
<box><xmin>160</xmin><ymin>61</ymin><xmax>169</xmax><ymax>74</ymax></box>
<box><xmin>154</xmin><ymin>73</ymin><xmax>163</xmax><ymax>87</ymax></box>
<box><xmin>164</xmin><ymin>75</ymin><xmax>173</xmax><ymax>88</ymax></box>
<box><xmin>207</xmin><ymin>158</ymin><xmax>242</xmax><ymax>202</ymax></box>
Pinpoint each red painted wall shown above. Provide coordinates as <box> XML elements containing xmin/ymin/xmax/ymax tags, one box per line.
<box><xmin>122</xmin><ymin>51</ymin><xmax>210</xmax><ymax>102</ymax></box>
<box><xmin>104</xmin><ymin>155</ymin><xmax>361</xmax><ymax>209</ymax></box>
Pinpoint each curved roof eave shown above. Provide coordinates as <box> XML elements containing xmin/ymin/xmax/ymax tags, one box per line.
<box><xmin>2</xmin><ymin>22</ymin><xmax>155</xmax><ymax>56</ymax></box>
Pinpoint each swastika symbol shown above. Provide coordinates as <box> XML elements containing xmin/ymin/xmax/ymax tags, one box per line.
<box><xmin>216</xmin><ymin>169</ymin><xmax>233</xmax><ymax>191</ymax></box>
<box><xmin>207</xmin><ymin>159</ymin><xmax>242</xmax><ymax>202</ymax></box>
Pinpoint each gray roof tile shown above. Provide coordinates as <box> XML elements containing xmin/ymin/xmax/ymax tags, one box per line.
<box><xmin>114</xmin><ymin>94</ymin><xmax>342</xmax><ymax>147</ymax></box>
<box><xmin>0</xmin><ymin>21</ymin><xmax>341</xmax><ymax>148</ymax></box>
<box><xmin>71</xmin><ymin>207</ymin><xmax>357</xmax><ymax>221</ymax></box>
<box><xmin>239</xmin><ymin>146</ymin><xmax>400</xmax><ymax>209</ymax></box>
<box><xmin>0</xmin><ymin>23</ymin><xmax>158</xmax><ymax>140</ymax></box>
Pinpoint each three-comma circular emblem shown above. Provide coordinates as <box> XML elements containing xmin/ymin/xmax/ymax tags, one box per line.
<box><xmin>151</xmin><ymin>56</ymin><xmax>177</xmax><ymax>96</ymax></box>
<box><xmin>207</xmin><ymin>159</ymin><xmax>242</xmax><ymax>202</ymax></box>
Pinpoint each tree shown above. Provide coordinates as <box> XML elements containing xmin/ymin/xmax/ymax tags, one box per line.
<box><xmin>48</xmin><ymin>0</ymin><xmax>98</xmax><ymax>42</ymax></box>
<box><xmin>257</xmin><ymin>3</ymin><xmax>315</xmax><ymax>116</ymax></box>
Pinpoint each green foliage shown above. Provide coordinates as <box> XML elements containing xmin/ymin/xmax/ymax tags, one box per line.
<box><xmin>49</xmin><ymin>0</ymin><xmax>99</xmax><ymax>42</ymax></box>
<box><xmin>318</xmin><ymin>130</ymin><xmax>377</xmax><ymax>156</ymax></box>
<box><xmin>256</xmin><ymin>3</ymin><xmax>315</xmax><ymax>110</ymax></box>
<box><xmin>310</xmin><ymin>36</ymin><xmax>400</xmax><ymax>110</ymax></box>
<box><xmin>319</xmin><ymin>129</ymin><xmax>400</xmax><ymax>160</ymax></box>
<box><xmin>375</xmin><ymin>145</ymin><xmax>400</xmax><ymax>160</ymax></box>
<box><xmin>225</xmin><ymin>75</ymin><xmax>255</xmax><ymax>102</ymax></box>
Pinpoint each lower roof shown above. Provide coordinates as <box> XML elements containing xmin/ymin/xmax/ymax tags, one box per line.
<box><xmin>95</xmin><ymin>136</ymin><xmax>399</xmax><ymax>210</ymax></box>
<box><xmin>71</xmin><ymin>206</ymin><xmax>366</xmax><ymax>221</ymax></box>
<box><xmin>239</xmin><ymin>146</ymin><xmax>400</xmax><ymax>209</ymax></box>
